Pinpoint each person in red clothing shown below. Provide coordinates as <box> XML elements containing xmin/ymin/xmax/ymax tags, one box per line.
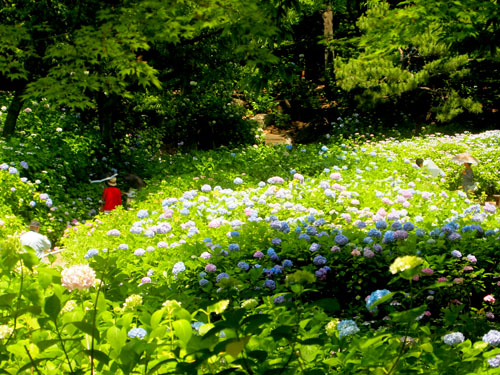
<box><xmin>100</xmin><ymin>177</ymin><xmax>122</xmax><ymax>213</ymax></box>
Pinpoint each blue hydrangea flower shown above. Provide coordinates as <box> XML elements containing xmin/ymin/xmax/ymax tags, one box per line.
<box><xmin>309</xmin><ymin>243</ymin><xmax>320</xmax><ymax>252</ymax></box>
<box><xmin>383</xmin><ymin>231</ymin><xmax>395</xmax><ymax>243</ymax></box>
<box><xmin>8</xmin><ymin>167</ymin><xmax>18</xmax><ymax>174</ymax></box>
<box><xmin>137</xmin><ymin>209</ymin><xmax>149</xmax><ymax>219</ymax></box>
<box><xmin>366</xmin><ymin>289</ymin><xmax>391</xmax><ymax>312</ymax></box>
<box><xmin>228</xmin><ymin>243</ymin><xmax>240</xmax><ymax>251</ymax></box>
<box><xmin>368</xmin><ymin>229</ymin><xmax>382</xmax><ymax>238</ymax></box>
<box><xmin>416</xmin><ymin>228</ymin><xmax>426</xmax><ymax>237</ymax></box>
<box><xmin>233</xmin><ymin>177</ymin><xmax>243</xmax><ymax>185</ymax></box>
<box><xmin>376</xmin><ymin>221</ymin><xmax>388</xmax><ymax>230</ymax></box>
<box><xmin>334</xmin><ymin>234</ymin><xmax>349</xmax><ymax>246</ymax></box>
<box><xmin>488</xmin><ymin>355</ymin><xmax>500</xmax><ymax>368</ymax></box>
<box><xmin>337</xmin><ymin>320</ymin><xmax>359</xmax><ymax>338</ymax></box>
<box><xmin>128</xmin><ymin>327</ymin><xmax>147</xmax><ymax>339</ymax></box>
<box><xmin>237</xmin><ymin>262</ymin><xmax>249</xmax><ymax>271</ymax></box>
<box><xmin>298</xmin><ymin>233</ymin><xmax>311</xmax><ymax>241</ymax></box>
<box><xmin>282</xmin><ymin>259</ymin><xmax>293</xmax><ymax>268</ymax></box>
<box><xmin>231</xmin><ymin>231</ymin><xmax>240</xmax><ymax>237</ymax></box>
<box><xmin>313</xmin><ymin>255</ymin><xmax>327</xmax><ymax>266</ymax></box>
<box><xmin>273</xmin><ymin>295</ymin><xmax>286</xmax><ymax>304</ymax></box>
<box><xmin>451</xmin><ymin>250</ymin><xmax>462</xmax><ymax>258</ymax></box>
<box><xmin>216</xmin><ymin>273</ymin><xmax>230</xmax><ymax>282</ymax></box>
<box><xmin>403</xmin><ymin>222</ymin><xmax>415</xmax><ymax>231</ymax></box>
<box><xmin>84</xmin><ymin>248</ymin><xmax>99</xmax><ymax>259</ymax></box>
<box><xmin>199</xmin><ymin>278</ymin><xmax>209</xmax><ymax>286</ymax></box>
<box><xmin>267</xmin><ymin>248</ymin><xmax>276</xmax><ymax>256</ymax></box>
<box><xmin>172</xmin><ymin>262</ymin><xmax>186</xmax><ymax>275</ymax></box>
<box><xmin>443</xmin><ymin>332</ymin><xmax>465</xmax><ymax>345</ymax></box>
<box><xmin>363</xmin><ymin>237</ymin><xmax>373</xmax><ymax>244</ymax></box>
<box><xmin>263</xmin><ymin>279</ymin><xmax>276</xmax><ymax>290</ymax></box>
<box><xmin>483</xmin><ymin>330</ymin><xmax>500</xmax><ymax>346</ymax></box>
<box><xmin>272</xmin><ymin>237</ymin><xmax>281</xmax><ymax>246</ymax></box>
<box><xmin>106</xmin><ymin>229</ymin><xmax>120</xmax><ymax>236</ymax></box>
<box><xmin>391</xmin><ymin>221</ymin><xmax>403</xmax><ymax>231</ymax></box>
<box><xmin>306</xmin><ymin>226</ymin><xmax>318</xmax><ymax>236</ymax></box>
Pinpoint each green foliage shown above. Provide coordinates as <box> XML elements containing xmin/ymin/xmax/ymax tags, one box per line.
<box><xmin>334</xmin><ymin>0</ymin><xmax>498</xmax><ymax>123</ymax></box>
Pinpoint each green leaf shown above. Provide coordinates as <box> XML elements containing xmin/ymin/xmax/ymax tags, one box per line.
<box><xmin>173</xmin><ymin>319</ymin><xmax>192</xmax><ymax>345</ymax></box>
<box><xmin>82</xmin><ymin>349</ymin><xmax>110</xmax><ymax>365</ymax></box>
<box><xmin>44</xmin><ymin>294</ymin><xmax>61</xmax><ymax>322</ymax></box>
<box><xmin>106</xmin><ymin>326</ymin><xmax>126</xmax><ymax>352</ymax></box>
<box><xmin>390</xmin><ymin>305</ymin><xmax>427</xmax><ymax>323</ymax></box>
<box><xmin>299</xmin><ymin>344</ymin><xmax>320</xmax><ymax>362</ymax></box>
<box><xmin>207</xmin><ymin>299</ymin><xmax>230</xmax><ymax>314</ymax></box>
<box><xmin>150</xmin><ymin>310</ymin><xmax>163</xmax><ymax>329</ymax></box>
<box><xmin>421</xmin><ymin>342</ymin><xmax>433</xmax><ymax>353</ymax></box>
<box><xmin>225</xmin><ymin>336</ymin><xmax>250</xmax><ymax>358</ymax></box>
<box><xmin>71</xmin><ymin>321</ymin><xmax>100</xmax><ymax>341</ymax></box>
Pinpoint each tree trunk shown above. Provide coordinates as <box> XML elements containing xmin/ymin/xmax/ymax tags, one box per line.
<box><xmin>1</xmin><ymin>88</ymin><xmax>25</xmax><ymax>138</ymax></box>
<box><xmin>322</xmin><ymin>7</ymin><xmax>334</xmax><ymax>71</ymax></box>
<box><xmin>97</xmin><ymin>93</ymin><xmax>117</xmax><ymax>147</ymax></box>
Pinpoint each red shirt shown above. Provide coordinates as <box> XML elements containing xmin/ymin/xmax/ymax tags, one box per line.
<box><xmin>102</xmin><ymin>186</ymin><xmax>122</xmax><ymax>211</ymax></box>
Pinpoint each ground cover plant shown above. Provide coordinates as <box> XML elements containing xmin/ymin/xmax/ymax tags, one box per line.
<box><xmin>1</xmin><ymin>129</ymin><xmax>500</xmax><ymax>374</ymax></box>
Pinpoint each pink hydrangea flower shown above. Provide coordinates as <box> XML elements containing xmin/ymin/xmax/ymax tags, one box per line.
<box><xmin>329</xmin><ymin>172</ymin><xmax>342</xmax><ymax>181</ymax></box>
<box><xmin>421</xmin><ymin>268</ymin><xmax>434</xmax><ymax>276</ymax></box>
<box><xmin>437</xmin><ymin>277</ymin><xmax>448</xmax><ymax>283</ymax></box>
<box><xmin>351</xmin><ymin>249</ymin><xmax>361</xmax><ymax>256</ymax></box>
<box><xmin>205</xmin><ymin>264</ymin><xmax>217</xmax><ymax>272</ymax></box>
<box><xmin>253</xmin><ymin>251</ymin><xmax>264</xmax><ymax>258</ymax></box>
<box><xmin>61</xmin><ymin>265</ymin><xmax>96</xmax><ymax>292</ymax></box>
<box><xmin>484</xmin><ymin>295</ymin><xmax>496</xmax><ymax>303</ymax></box>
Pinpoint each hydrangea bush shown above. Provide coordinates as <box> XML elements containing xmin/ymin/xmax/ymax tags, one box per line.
<box><xmin>1</xmin><ymin>129</ymin><xmax>500</xmax><ymax>373</ymax></box>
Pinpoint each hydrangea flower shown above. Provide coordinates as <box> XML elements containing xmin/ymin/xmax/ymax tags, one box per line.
<box><xmin>61</xmin><ymin>265</ymin><xmax>97</xmax><ymax>292</ymax></box>
<box><xmin>84</xmin><ymin>248</ymin><xmax>99</xmax><ymax>259</ymax></box>
<box><xmin>216</xmin><ymin>273</ymin><xmax>230</xmax><ymax>282</ymax></box>
<box><xmin>228</xmin><ymin>243</ymin><xmax>240</xmax><ymax>251</ymax></box>
<box><xmin>263</xmin><ymin>279</ymin><xmax>276</xmax><ymax>290</ymax></box>
<box><xmin>137</xmin><ymin>209</ymin><xmax>149</xmax><ymax>219</ymax></box>
<box><xmin>134</xmin><ymin>248</ymin><xmax>145</xmax><ymax>256</ymax></box>
<box><xmin>128</xmin><ymin>327</ymin><xmax>147</xmax><ymax>340</ymax></box>
<box><xmin>107</xmin><ymin>229</ymin><xmax>120</xmax><ymax>236</ymax></box>
<box><xmin>488</xmin><ymin>355</ymin><xmax>500</xmax><ymax>368</ymax></box>
<box><xmin>451</xmin><ymin>250</ymin><xmax>462</xmax><ymax>258</ymax></box>
<box><xmin>172</xmin><ymin>262</ymin><xmax>186</xmax><ymax>275</ymax></box>
<box><xmin>237</xmin><ymin>262</ymin><xmax>250</xmax><ymax>271</ymax></box>
<box><xmin>313</xmin><ymin>255</ymin><xmax>327</xmax><ymax>266</ymax></box>
<box><xmin>366</xmin><ymin>289</ymin><xmax>391</xmax><ymax>312</ymax></box>
<box><xmin>205</xmin><ymin>264</ymin><xmax>217</xmax><ymax>273</ymax></box>
<box><xmin>199</xmin><ymin>278</ymin><xmax>209</xmax><ymax>286</ymax></box>
<box><xmin>443</xmin><ymin>332</ymin><xmax>465</xmax><ymax>345</ymax></box>
<box><xmin>309</xmin><ymin>243</ymin><xmax>320</xmax><ymax>252</ymax></box>
<box><xmin>483</xmin><ymin>330</ymin><xmax>500</xmax><ymax>346</ymax></box>
<box><xmin>337</xmin><ymin>320</ymin><xmax>359</xmax><ymax>338</ymax></box>
<box><xmin>334</xmin><ymin>234</ymin><xmax>349</xmax><ymax>246</ymax></box>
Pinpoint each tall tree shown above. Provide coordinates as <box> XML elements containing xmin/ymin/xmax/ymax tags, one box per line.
<box><xmin>334</xmin><ymin>0</ymin><xmax>500</xmax><ymax>123</ymax></box>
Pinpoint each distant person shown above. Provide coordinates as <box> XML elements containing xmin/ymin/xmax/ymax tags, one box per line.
<box><xmin>462</xmin><ymin>162</ymin><xmax>476</xmax><ymax>194</ymax></box>
<box><xmin>20</xmin><ymin>220</ymin><xmax>52</xmax><ymax>259</ymax></box>
<box><xmin>124</xmin><ymin>174</ymin><xmax>146</xmax><ymax>206</ymax></box>
<box><xmin>101</xmin><ymin>176</ymin><xmax>122</xmax><ymax>213</ymax></box>
<box><xmin>415</xmin><ymin>158</ymin><xmax>444</xmax><ymax>178</ymax></box>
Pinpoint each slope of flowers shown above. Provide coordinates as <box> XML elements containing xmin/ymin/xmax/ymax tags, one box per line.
<box><xmin>2</xmin><ymin>130</ymin><xmax>500</xmax><ymax>374</ymax></box>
